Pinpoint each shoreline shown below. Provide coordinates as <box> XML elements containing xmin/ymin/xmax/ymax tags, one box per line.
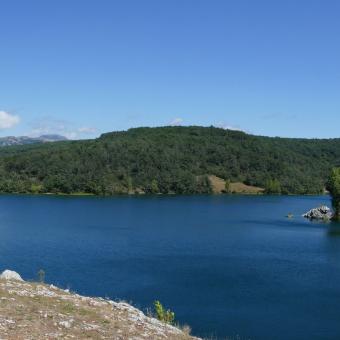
<box><xmin>0</xmin><ymin>270</ymin><xmax>198</xmax><ymax>339</ymax></box>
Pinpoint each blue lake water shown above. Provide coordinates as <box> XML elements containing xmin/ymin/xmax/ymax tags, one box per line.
<box><xmin>0</xmin><ymin>194</ymin><xmax>340</xmax><ymax>339</ymax></box>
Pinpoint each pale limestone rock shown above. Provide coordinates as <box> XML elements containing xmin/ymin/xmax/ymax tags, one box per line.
<box><xmin>303</xmin><ymin>205</ymin><xmax>333</xmax><ymax>220</ymax></box>
<box><xmin>0</xmin><ymin>270</ymin><xmax>23</xmax><ymax>281</ymax></box>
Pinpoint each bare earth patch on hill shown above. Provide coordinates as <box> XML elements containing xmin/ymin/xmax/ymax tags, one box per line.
<box><xmin>0</xmin><ymin>277</ymin><xmax>199</xmax><ymax>340</ymax></box>
<box><xmin>208</xmin><ymin>175</ymin><xmax>264</xmax><ymax>194</ymax></box>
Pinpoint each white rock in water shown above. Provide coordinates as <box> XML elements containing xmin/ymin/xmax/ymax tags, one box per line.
<box><xmin>0</xmin><ymin>270</ymin><xmax>24</xmax><ymax>281</ymax></box>
<box><xmin>303</xmin><ymin>205</ymin><xmax>333</xmax><ymax>220</ymax></box>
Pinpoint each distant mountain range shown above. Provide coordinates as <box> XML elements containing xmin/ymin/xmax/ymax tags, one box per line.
<box><xmin>0</xmin><ymin>134</ymin><xmax>67</xmax><ymax>147</ymax></box>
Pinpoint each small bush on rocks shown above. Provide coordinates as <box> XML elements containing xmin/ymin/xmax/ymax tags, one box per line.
<box><xmin>153</xmin><ymin>300</ymin><xmax>175</xmax><ymax>325</ymax></box>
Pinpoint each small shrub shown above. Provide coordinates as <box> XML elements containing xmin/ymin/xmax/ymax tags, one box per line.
<box><xmin>225</xmin><ymin>179</ymin><xmax>231</xmax><ymax>193</ymax></box>
<box><xmin>37</xmin><ymin>269</ymin><xmax>45</xmax><ymax>283</ymax></box>
<box><xmin>153</xmin><ymin>300</ymin><xmax>175</xmax><ymax>324</ymax></box>
<box><xmin>181</xmin><ymin>324</ymin><xmax>192</xmax><ymax>335</ymax></box>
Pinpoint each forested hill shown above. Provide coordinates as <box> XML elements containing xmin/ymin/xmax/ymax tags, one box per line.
<box><xmin>0</xmin><ymin>126</ymin><xmax>339</xmax><ymax>195</ymax></box>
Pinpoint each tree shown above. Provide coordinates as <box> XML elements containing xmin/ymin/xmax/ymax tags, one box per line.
<box><xmin>265</xmin><ymin>179</ymin><xmax>281</xmax><ymax>194</ymax></box>
<box><xmin>329</xmin><ymin>168</ymin><xmax>340</xmax><ymax>220</ymax></box>
<box><xmin>224</xmin><ymin>179</ymin><xmax>231</xmax><ymax>193</ymax></box>
<box><xmin>150</xmin><ymin>179</ymin><xmax>159</xmax><ymax>193</ymax></box>
<box><xmin>153</xmin><ymin>300</ymin><xmax>175</xmax><ymax>325</ymax></box>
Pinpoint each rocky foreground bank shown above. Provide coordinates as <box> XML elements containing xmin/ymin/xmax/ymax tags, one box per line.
<box><xmin>0</xmin><ymin>270</ymin><xmax>199</xmax><ymax>340</ymax></box>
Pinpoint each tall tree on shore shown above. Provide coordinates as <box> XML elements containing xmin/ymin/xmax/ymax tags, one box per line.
<box><xmin>265</xmin><ymin>179</ymin><xmax>281</xmax><ymax>194</ymax></box>
<box><xmin>329</xmin><ymin>168</ymin><xmax>340</xmax><ymax>221</ymax></box>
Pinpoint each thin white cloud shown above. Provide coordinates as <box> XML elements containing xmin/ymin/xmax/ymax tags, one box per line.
<box><xmin>170</xmin><ymin>118</ymin><xmax>183</xmax><ymax>126</ymax></box>
<box><xmin>77</xmin><ymin>126</ymin><xmax>98</xmax><ymax>134</ymax></box>
<box><xmin>0</xmin><ymin>111</ymin><xmax>20</xmax><ymax>129</ymax></box>
<box><xmin>29</xmin><ymin>118</ymin><xmax>67</xmax><ymax>136</ymax></box>
<box><xmin>28</xmin><ymin>117</ymin><xmax>98</xmax><ymax>140</ymax></box>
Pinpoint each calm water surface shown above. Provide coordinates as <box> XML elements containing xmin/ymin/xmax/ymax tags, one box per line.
<box><xmin>0</xmin><ymin>194</ymin><xmax>339</xmax><ymax>339</ymax></box>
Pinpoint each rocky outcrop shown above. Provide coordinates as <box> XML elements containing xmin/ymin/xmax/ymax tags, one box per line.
<box><xmin>0</xmin><ymin>270</ymin><xmax>23</xmax><ymax>281</ymax></box>
<box><xmin>303</xmin><ymin>205</ymin><xmax>333</xmax><ymax>220</ymax></box>
<box><xmin>0</xmin><ymin>270</ymin><xmax>198</xmax><ymax>339</ymax></box>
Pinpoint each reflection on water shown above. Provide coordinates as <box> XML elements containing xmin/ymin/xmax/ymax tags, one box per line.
<box><xmin>327</xmin><ymin>222</ymin><xmax>340</xmax><ymax>236</ymax></box>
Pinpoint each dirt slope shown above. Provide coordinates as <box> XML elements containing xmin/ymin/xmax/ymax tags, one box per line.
<box><xmin>0</xmin><ymin>276</ymin><xmax>199</xmax><ymax>340</ymax></box>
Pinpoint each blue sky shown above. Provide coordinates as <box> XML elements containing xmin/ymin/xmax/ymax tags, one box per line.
<box><xmin>0</xmin><ymin>0</ymin><xmax>339</xmax><ymax>139</ymax></box>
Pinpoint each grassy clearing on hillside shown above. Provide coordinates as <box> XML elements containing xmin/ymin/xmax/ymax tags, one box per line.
<box><xmin>208</xmin><ymin>175</ymin><xmax>264</xmax><ymax>194</ymax></box>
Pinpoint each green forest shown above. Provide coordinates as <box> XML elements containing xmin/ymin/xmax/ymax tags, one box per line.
<box><xmin>0</xmin><ymin>126</ymin><xmax>339</xmax><ymax>195</ymax></box>
<box><xmin>329</xmin><ymin>168</ymin><xmax>340</xmax><ymax>220</ymax></box>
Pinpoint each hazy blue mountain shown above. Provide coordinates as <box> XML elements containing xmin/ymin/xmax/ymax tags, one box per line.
<box><xmin>0</xmin><ymin>134</ymin><xmax>67</xmax><ymax>147</ymax></box>
<box><xmin>37</xmin><ymin>134</ymin><xmax>68</xmax><ymax>142</ymax></box>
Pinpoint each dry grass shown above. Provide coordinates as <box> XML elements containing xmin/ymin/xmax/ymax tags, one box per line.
<box><xmin>208</xmin><ymin>175</ymin><xmax>264</xmax><ymax>194</ymax></box>
<box><xmin>229</xmin><ymin>182</ymin><xmax>264</xmax><ymax>194</ymax></box>
<box><xmin>0</xmin><ymin>279</ymin><xmax>199</xmax><ymax>340</ymax></box>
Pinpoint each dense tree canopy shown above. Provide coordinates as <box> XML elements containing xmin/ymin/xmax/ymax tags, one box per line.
<box><xmin>329</xmin><ymin>168</ymin><xmax>340</xmax><ymax>220</ymax></box>
<box><xmin>0</xmin><ymin>126</ymin><xmax>339</xmax><ymax>195</ymax></box>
